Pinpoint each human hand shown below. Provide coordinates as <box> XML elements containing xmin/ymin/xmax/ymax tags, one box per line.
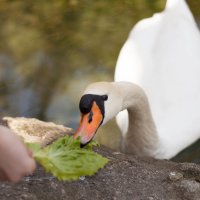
<box><xmin>0</xmin><ymin>126</ymin><xmax>36</xmax><ymax>182</ymax></box>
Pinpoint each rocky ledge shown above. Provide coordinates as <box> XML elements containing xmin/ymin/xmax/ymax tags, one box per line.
<box><xmin>0</xmin><ymin>117</ymin><xmax>200</xmax><ymax>200</ymax></box>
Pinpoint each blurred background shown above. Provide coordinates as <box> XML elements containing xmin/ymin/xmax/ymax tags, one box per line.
<box><xmin>0</xmin><ymin>0</ymin><xmax>200</xmax><ymax>157</ymax></box>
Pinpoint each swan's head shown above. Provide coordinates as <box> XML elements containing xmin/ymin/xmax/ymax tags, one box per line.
<box><xmin>74</xmin><ymin>82</ymin><xmax>123</xmax><ymax>147</ymax></box>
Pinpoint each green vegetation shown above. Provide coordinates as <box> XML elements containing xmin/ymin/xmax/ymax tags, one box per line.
<box><xmin>27</xmin><ymin>136</ymin><xmax>109</xmax><ymax>181</ymax></box>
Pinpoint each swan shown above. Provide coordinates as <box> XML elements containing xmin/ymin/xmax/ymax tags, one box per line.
<box><xmin>75</xmin><ymin>0</ymin><xmax>200</xmax><ymax>159</ymax></box>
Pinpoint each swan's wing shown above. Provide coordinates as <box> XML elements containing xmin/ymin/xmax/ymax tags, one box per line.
<box><xmin>115</xmin><ymin>0</ymin><xmax>200</xmax><ymax>158</ymax></box>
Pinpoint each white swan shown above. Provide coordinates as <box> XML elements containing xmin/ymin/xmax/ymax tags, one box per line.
<box><xmin>75</xmin><ymin>0</ymin><xmax>200</xmax><ymax>159</ymax></box>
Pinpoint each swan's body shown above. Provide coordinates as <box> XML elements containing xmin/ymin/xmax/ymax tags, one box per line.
<box><xmin>75</xmin><ymin>0</ymin><xmax>200</xmax><ymax>159</ymax></box>
<box><xmin>115</xmin><ymin>0</ymin><xmax>200</xmax><ymax>158</ymax></box>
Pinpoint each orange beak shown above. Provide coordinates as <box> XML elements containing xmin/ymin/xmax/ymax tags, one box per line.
<box><xmin>74</xmin><ymin>102</ymin><xmax>103</xmax><ymax>146</ymax></box>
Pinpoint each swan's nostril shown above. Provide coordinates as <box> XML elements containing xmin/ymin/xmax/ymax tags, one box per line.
<box><xmin>88</xmin><ymin>111</ymin><xmax>93</xmax><ymax>123</ymax></box>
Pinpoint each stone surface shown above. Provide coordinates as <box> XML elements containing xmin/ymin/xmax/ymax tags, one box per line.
<box><xmin>1</xmin><ymin>146</ymin><xmax>200</xmax><ymax>200</ymax></box>
<box><xmin>2</xmin><ymin>117</ymin><xmax>73</xmax><ymax>146</ymax></box>
<box><xmin>0</xmin><ymin>117</ymin><xmax>200</xmax><ymax>200</ymax></box>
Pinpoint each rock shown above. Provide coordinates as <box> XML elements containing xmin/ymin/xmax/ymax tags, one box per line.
<box><xmin>0</xmin><ymin>147</ymin><xmax>200</xmax><ymax>200</ymax></box>
<box><xmin>0</xmin><ymin>117</ymin><xmax>200</xmax><ymax>199</ymax></box>
<box><xmin>2</xmin><ymin>117</ymin><xmax>73</xmax><ymax>146</ymax></box>
<box><xmin>169</xmin><ymin>171</ymin><xmax>183</xmax><ymax>181</ymax></box>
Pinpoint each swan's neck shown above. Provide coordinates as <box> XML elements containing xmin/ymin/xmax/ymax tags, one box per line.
<box><xmin>115</xmin><ymin>82</ymin><xmax>159</xmax><ymax>157</ymax></box>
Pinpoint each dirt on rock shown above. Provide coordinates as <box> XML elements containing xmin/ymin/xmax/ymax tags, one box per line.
<box><xmin>1</xmin><ymin>117</ymin><xmax>200</xmax><ymax>200</ymax></box>
<box><xmin>1</xmin><ymin>146</ymin><xmax>200</xmax><ymax>200</ymax></box>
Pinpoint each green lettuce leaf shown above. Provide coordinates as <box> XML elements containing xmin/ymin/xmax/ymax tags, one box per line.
<box><xmin>26</xmin><ymin>136</ymin><xmax>109</xmax><ymax>181</ymax></box>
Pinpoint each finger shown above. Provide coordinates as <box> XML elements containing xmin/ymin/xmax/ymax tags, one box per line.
<box><xmin>27</xmin><ymin>148</ymin><xmax>33</xmax><ymax>157</ymax></box>
<box><xmin>0</xmin><ymin>170</ymin><xmax>9</xmax><ymax>181</ymax></box>
<box><xmin>22</xmin><ymin>159</ymin><xmax>37</xmax><ymax>176</ymax></box>
<box><xmin>29</xmin><ymin>159</ymin><xmax>36</xmax><ymax>173</ymax></box>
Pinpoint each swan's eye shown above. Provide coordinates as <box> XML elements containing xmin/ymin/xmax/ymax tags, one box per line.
<box><xmin>88</xmin><ymin>111</ymin><xmax>93</xmax><ymax>123</ymax></box>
